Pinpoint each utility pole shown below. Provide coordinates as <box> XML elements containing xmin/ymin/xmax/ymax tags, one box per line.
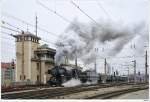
<box><xmin>102</xmin><ymin>58</ymin><xmax>107</xmax><ymax>83</ymax></box>
<box><xmin>112</xmin><ymin>67</ymin><xmax>114</xmax><ymax>76</ymax></box>
<box><xmin>75</xmin><ymin>52</ymin><xmax>77</xmax><ymax>68</ymax></box>
<box><xmin>21</xmin><ymin>31</ymin><xmax>25</xmax><ymax>81</ymax></box>
<box><xmin>74</xmin><ymin>48</ymin><xmax>79</xmax><ymax>78</ymax></box>
<box><xmin>75</xmin><ymin>57</ymin><xmax>77</xmax><ymax>67</ymax></box>
<box><xmin>74</xmin><ymin>48</ymin><xmax>78</xmax><ymax>79</ymax></box>
<box><xmin>35</xmin><ymin>15</ymin><xmax>38</xmax><ymax>36</ymax></box>
<box><xmin>94</xmin><ymin>61</ymin><xmax>97</xmax><ymax>73</ymax></box>
<box><xmin>74</xmin><ymin>47</ymin><xmax>77</xmax><ymax>68</ymax></box>
<box><xmin>109</xmin><ymin>65</ymin><xmax>111</xmax><ymax>75</ymax></box>
<box><xmin>127</xmin><ymin>67</ymin><xmax>130</xmax><ymax>83</ymax></box>
<box><xmin>132</xmin><ymin>60</ymin><xmax>136</xmax><ymax>84</ymax></box>
<box><xmin>35</xmin><ymin>15</ymin><xmax>39</xmax><ymax>50</ymax></box>
<box><xmin>39</xmin><ymin>58</ymin><xmax>41</xmax><ymax>86</ymax></box>
<box><xmin>104</xmin><ymin>58</ymin><xmax>107</xmax><ymax>75</ymax></box>
<box><xmin>95</xmin><ymin>48</ymin><xmax>98</xmax><ymax>73</ymax></box>
<box><xmin>65</xmin><ymin>55</ymin><xmax>69</xmax><ymax>65</ymax></box>
<box><xmin>145</xmin><ymin>50</ymin><xmax>148</xmax><ymax>83</ymax></box>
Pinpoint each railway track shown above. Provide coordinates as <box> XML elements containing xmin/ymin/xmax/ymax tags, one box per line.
<box><xmin>85</xmin><ymin>85</ymin><xmax>149</xmax><ymax>99</ymax></box>
<box><xmin>1</xmin><ymin>85</ymin><xmax>51</xmax><ymax>93</ymax></box>
<box><xmin>1</xmin><ymin>83</ymin><xmax>148</xmax><ymax>99</ymax></box>
<box><xmin>2</xmin><ymin>84</ymin><xmax>109</xmax><ymax>99</ymax></box>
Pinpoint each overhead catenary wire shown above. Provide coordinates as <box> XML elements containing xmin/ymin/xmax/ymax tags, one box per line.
<box><xmin>1</xmin><ymin>31</ymin><xmax>57</xmax><ymax>49</ymax></box>
<box><xmin>96</xmin><ymin>0</ymin><xmax>112</xmax><ymax>20</ymax></box>
<box><xmin>1</xmin><ymin>25</ymin><xmax>59</xmax><ymax>47</ymax></box>
<box><xmin>1</xmin><ymin>20</ymin><xmax>58</xmax><ymax>43</ymax></box>
<box><xmin>1</xmin><ymin>36</ymin><xmax>15</xmax><ymax>42</ymax></box>
<box><xmin>1</xmin><ymin>36</ymin><xmax>15</xmax><ymax>47</ymax></box>
<box><xmin>36</xmin><ymin>0</ymin><xmax>80</xmax><ymax>39</ymax></box>
<box><xmin>96</xmin><ymin>55</ymin><xmax>145</xmax><ymax>60</ymax></box>
<box><xmin>1</xmin><ymin>37</ymin><xmax>16</xmax><ymax>60</ymax></box>
<box><xmin>37</xmin><ymin>0</ymin><xmax>72</xmax><ymax>24</ymax></box>
<box><xmin>2</xmin><ymin>12</ymin><xmax>33</xmax><ymax>26</ymax></box>
<box><xmin>1</xmin><ymin>25</ymin><xmax>21</xmax><ymax>33</ymax></box>
<box><xmin>1</xmin><ymin>20</ymin><xmax>71</xmax><ymax>47</ymax></box>
<box><xmin>70</xmin><ymin>0</ymin><xmax>100</xmax><ymax>26</ymax></box>
<box><xmin>2</xmin><ymin>12</ymin><xmax>60</xmax><ymax>39</ymax></box>
<box><xmin>1</xmin><ymin>31</ymin><xmax>14</xmax><ymax>37</ymax></box>
<box><xmin>2</xmin><ymin>20</ymin><xmax>22</xmax><ymax>31</ymax></box>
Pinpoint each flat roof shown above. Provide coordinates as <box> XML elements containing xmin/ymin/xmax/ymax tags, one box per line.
<box><xmin>13</xmin><ymin>31</ymin><xmax>41</xmax><ymax>40</ymax></box>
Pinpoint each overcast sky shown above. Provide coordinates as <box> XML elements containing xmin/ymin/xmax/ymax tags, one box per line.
<box><xmin>1</xmin><ymin>0</ymin><xmax>149</xmax><ymax>75</ymax></box>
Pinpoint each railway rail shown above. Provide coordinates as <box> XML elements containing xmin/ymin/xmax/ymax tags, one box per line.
<box><xmin>1</xmin><ymin>82</ymin><xmax>148</xmax><ymax>99</ymax></box>
<box><xmin>1</xmin><ymin>84</ymin><xmax>50</xmax><ymax>93</ymax></box>
<box><xmin>85</xmin><ymin>85</ymin><xmax>148</xmax><ymax>99</ymax></box>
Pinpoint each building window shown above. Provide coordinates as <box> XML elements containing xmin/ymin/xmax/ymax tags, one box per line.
<box><xmin>24</xmin><ymin>75</ymin><xmax>26</xmax><ymax>80</ymax></box>
<box><xmin>37</xmin><ymin>75</ymin><xmax>39</xmax><ymax>81</ymax></box>
<box><xmin>37</xmin><ymin>63</ymin><xmax>39</xmax><ymax>70</ymax></box>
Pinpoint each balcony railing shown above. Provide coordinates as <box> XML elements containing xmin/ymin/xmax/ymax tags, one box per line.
<box><xmin>40</xmin><ymin>57</ymin><xmax>54</xmax><ymax>61</ymax></box>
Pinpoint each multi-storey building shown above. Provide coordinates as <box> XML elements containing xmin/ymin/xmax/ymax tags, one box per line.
<box><xmin>14</xmin><ymin>31</ymin><xmax>56</xmax><ymax>84</ymax></box>
<box><xmin>1</xmin><ymin>62</ymin><xmax>15</xmax><ymax>86</ymax></box>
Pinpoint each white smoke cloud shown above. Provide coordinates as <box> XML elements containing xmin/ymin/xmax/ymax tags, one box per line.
<box><xmin>55</xmin><ymin>19</ymin><xmax>147</xmax><ymax>66</ymax></box>
<box><xmin>62</xmin><ymin>78</ymin><xmax>81</xmax><ymax>87</ymax></box>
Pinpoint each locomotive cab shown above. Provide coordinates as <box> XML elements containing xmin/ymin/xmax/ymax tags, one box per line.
<box><xmin>47</xmin><ymin>66</ymin><xmax>67</xmax><ymax>86</ymax></box>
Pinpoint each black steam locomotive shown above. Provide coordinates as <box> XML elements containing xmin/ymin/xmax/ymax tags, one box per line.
<box><xmin>47</xmin><ymin>66</ymin><xmax>91</xmax><ymax>86</ymax></box>
<box><xmin>47</xmin><ymin>66</ymin><xmax>128</xmax><ymax>86</ymax></box>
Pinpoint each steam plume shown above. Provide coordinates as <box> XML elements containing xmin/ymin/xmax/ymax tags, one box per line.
<box><xmin>55</xmin><ymin>19</ymin><xmax>146</xmax><ymax>65</ymax></box>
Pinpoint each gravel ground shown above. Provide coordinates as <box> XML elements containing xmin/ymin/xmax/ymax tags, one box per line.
<box><xmin>52</xmin><ymin>85</ymin><xmax>142</xmax><ymax>99</ymax></box>
<box><xmin>113</xmin><ymin>89</ymin><xmax>149</xmax><ymax>99</ymax></box>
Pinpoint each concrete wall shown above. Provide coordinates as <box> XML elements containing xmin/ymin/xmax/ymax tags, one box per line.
<box><xmin>15</xmin><ymin>36</ymin><xmax>55</xmax><ymax>84</ymax></box>
<box><xmin>16</xmin><ymin>40</ymin><xmax>38</xmax><ymax>82</ymax></box>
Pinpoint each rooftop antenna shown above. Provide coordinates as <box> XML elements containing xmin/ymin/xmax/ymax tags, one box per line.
<box><xmin>35</xmin><ymin>15</ymin><xmax>38</xmax><ymax>36</ymax></box>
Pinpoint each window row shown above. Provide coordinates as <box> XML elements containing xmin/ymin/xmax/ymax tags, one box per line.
<box><xmin>16</xmin><ymin>37</ymin><xmax>39</xmax><ymax>43</ymax></box>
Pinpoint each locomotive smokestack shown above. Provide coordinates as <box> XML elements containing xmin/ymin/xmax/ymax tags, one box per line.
<box><xmin>75</xmin><ymin>48</ymin><xmax>77</xmax><ymax>68</ymax></box>
<box><xmin>75</xmin><ymin>56</ymin><xmax>77</xmax><ymax>67</ymax></box>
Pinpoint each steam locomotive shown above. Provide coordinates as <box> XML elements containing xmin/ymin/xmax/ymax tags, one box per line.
<box><xmin>47</xmin><ymin>65</ymin><xmax>128</xmax><ymax>86</ymax></box>
<box><xmin>47</xmin><ymin>66</ymin><xmax>89</xmax><ymax>86</ymax></box>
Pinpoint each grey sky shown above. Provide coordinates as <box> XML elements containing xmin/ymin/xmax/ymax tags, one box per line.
<box><xmin>1</xmin><ymin>0</ymin><xmax>149</xmax><ymax>74</ymax></box>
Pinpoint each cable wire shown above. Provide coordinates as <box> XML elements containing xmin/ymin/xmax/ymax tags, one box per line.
<box><xmin>1</xmin><ymin>25</ymin><xmax>21</xmax><ymax>33</ymax></box>
<box><xmin>96</xmin><ymin>0</ymin><xmax>111</xmax><ymax>20</ymax></box>
<box><xmin>2</xmin><ymin>20</ymin><xmax>22</xmax><ymax>31</ymax></box>
<box><xmin>71</xmin><ymin>0</ymin><xmax>100</xmax><ymax>26</ymax></box>
<box><xmin>1</xmin><ymin>26</ymin><xmax>59</xmax><ymax>47</ymax></box>
<box><xmin>37</xmin><ymin>0</ymin><xmax>71</xmax><ymax>24</ymax></box>
<box><xmin>2</xmin><ymin>12</ymin><xmax>60</xmax><ymax>38</ymax></box>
